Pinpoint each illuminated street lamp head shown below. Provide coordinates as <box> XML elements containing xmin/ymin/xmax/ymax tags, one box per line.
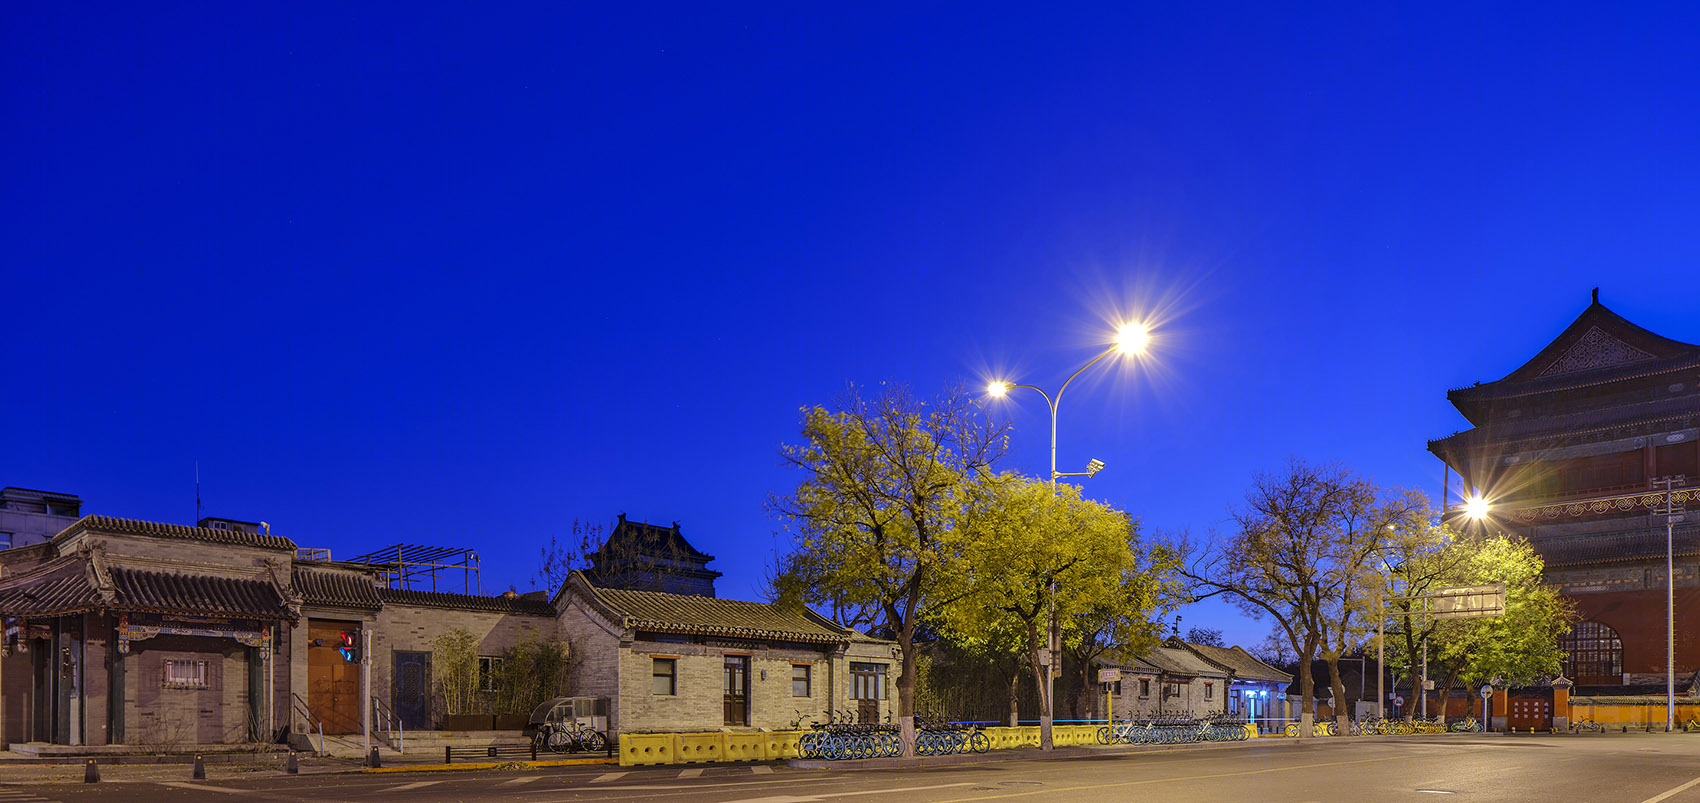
<box><xmin>1464</xmin><ymin>495</ymin><xmax>1490</xmax><ymax>520</ymax></box>
<box><xmin>986</xmin><ymin>381</ymin><xmax>1010</xmax><ymax>398</ymax></box>
<box><xmin>1114</xmin><ymin>323</ymin><xmax>1151</xmax><ymax>355</ymax></box>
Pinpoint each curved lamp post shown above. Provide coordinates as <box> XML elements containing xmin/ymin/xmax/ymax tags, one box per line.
<box><xmin>985</xmin><ymin>321</ymin><xmax>1149</xmax><ymax>751</ymax></box>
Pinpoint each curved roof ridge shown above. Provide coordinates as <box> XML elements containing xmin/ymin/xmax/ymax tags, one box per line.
<box><xmin>55</xmin><ymin>515</ymin><xmax>297</xmax><ymax>551</ymax></box>
<box><xmin>1489</xmin><ymin>299</ymin><xmax>1700</xmax><ymax>388</ymax></box>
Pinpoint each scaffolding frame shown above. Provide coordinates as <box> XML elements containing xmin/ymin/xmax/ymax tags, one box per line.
<box><xmin>348</xmin><ymin>544</ymin><xmax>483</xmax><ymax>594</ymax></box>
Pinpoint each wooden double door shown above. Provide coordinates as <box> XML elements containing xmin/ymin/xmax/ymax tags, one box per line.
<box><xmin>307</xmin><ymin>620</ymin><xmax>362</xmax><ymax>734</ymax></box>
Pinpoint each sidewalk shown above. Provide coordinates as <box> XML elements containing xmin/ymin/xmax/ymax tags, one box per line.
<box><xmin>0</xmin><ymin>750</ymin><xmax>616</xmax><ymax>784</ymax></box>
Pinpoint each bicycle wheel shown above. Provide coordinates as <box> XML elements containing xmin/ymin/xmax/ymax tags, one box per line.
<box><xmin>1284</xmin><ymin>722</ymin><xmax>1299</xmax><ymax>738</ymax></box>
<box><xmin>970</xmin><ymin>731</ymin><xmax>990</xmax><ymax>753</ymax></box>
<box><xmin>546</xmin><ymin>729</ymin><xmax>572</xmax><ymax>753</ymax></box>
<box><xmin>582</xmin><ymin>730</ymin><xmax>608</xmax><ymax>752</ymax></box>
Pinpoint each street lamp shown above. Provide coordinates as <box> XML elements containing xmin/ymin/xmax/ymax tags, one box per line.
<box><xmin>984</xmin><ymin>321</ymin><xmax>1149</xmax><ymax>751</ymax></box>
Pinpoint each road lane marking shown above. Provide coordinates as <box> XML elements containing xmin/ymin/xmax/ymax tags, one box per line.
<box><xmin>1640</xmin><ymin>775</ymin><xmax>1700</xmax><ymax>803</ymax></box>
<box><xmin>159</xmin><ymin>781</ymin><xmax>256</xmax><ymax>794</ymax></box>
<box><xmin>387</xmin><ymin>781</ymin><xmax>444</xmax><ymax>791</ymax></box>
<box><xmin>679</xmin><ymin>768</ymin><xmax>704</xmax><ymax>778</ymax></box>
<box><xmin>502</xmin><ymin>776</ymin><xmax>542</xmax><ymax>785</ymax></box>
<box><xmin>933</xmin><ymin>755</ymin><xmax>1401</xmax><ymax>802</ymax></box>
<box><xmin>752</xmin><ymin>765</ymin><xmax>774</xmax><ymax>774</ymax></box>
<box><xmin>592</xmin><ymin>772</ymin><xmax>629</xmax><ymax>783</ymax></box>
<box><xmin>725</xmin><ymin>782</ymin><xmax>975</xmax><ymax>802</ymax></box>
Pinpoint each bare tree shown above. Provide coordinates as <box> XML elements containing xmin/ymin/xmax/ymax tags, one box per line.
<box><xmin>1186</xmin><ymin>459</ymin><xmax>1397</xmax><ymax>736</ymax></box>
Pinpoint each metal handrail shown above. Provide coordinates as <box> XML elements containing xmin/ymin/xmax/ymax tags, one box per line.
<box><xmin>291</xmin><ymin>693</ymin><xmax>325</xmax><ymax>757</ymax></box>
<box><xmin>371</xmin><ymin>696</ymin><xmax>404</xmax><ymax>754</ymax></box>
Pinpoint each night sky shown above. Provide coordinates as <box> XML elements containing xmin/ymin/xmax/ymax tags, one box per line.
<box><xmin>6</xmin><ymin>3</ymin><xmax>1699</xmax><ymax>650</ymax></box>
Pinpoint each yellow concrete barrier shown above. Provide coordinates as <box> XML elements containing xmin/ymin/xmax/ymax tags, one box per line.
<box><xmin>674</xmin><ymin>732</ymin><xmax>725</xmax><ymax>764</ymax></box>
<box><xmin>620</xmin><ymin>733</ymin><xmax>675</xmax><ymax>766</ymax></box>
<box><xmin>767</xmin><ymin>731</ymin><xmax>805</xmax><ymax>760</ymax></box>
<box><xmin>1244</xmin><ymin>723</ymin><xmax>1258</xmax><ymax>739</ymax></box>
<box><xmin>723</xmin><ymin>732</ymin><xmax>767</xmax><ymax>762</ymax></box>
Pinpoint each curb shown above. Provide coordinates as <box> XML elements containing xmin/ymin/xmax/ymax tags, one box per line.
<box><xmin>359</xmin><ymin>757</ymin><xmax>619</xmax><ymax>774</ymax></box>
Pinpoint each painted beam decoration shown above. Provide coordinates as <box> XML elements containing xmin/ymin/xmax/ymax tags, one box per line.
<box><xmin>1511</xmin><ymin>487</ymin><xmax>1699</xmax><ymax>522</ymax></box>
<box><xmin>117</xmin><ymin>612</ymin><xmax>270</xmax><ymax>656</ymax></box>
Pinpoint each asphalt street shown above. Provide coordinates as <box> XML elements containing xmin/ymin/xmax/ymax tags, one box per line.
<box><xmin>7</xmin><ymin>734</ymin><xmax>1700</xmax><ymax>803</ymax></box>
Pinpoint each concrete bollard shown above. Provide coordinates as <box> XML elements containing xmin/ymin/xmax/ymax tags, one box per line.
<box><xmin>193</xmin><ymin>755</ymin><xmax>206</xmax><ymax>779</ymax></box>
<box><xmin>367</xmin><ymin>746</ymin><xmax>381</xmax><ymax>768</ymax></box>
<box><xmin>85</xmin><ymin>759</ymin><xmax>99</xmax><ymax>783</ymax></box>
<box><xmin>286</xmin><ymin>751</ymin><xmax>299</xmax><ymax>774</ymax></box>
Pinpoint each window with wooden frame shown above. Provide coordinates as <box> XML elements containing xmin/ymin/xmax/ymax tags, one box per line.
<box><xmin>1205</xmin><ymin>682</ymin><xmax>1214</xmax><ymax>700</ymax></box>
<box><xmin>652</xmin><ymin>657</ymin><xmax>677</xmax><ymax>695</ymax></box>
<box><xmin>791</xmin><ymin>663</ymin><xmax>811</xmax><ymax>697</ymax></box>
<box><xmin>1139</xmin><ymin>678</ymin><xmax>1150</xmax><ymax>698</ymax></box>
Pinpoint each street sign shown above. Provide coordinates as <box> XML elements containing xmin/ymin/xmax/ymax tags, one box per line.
<box><xmin>1431</xmin><ymin>584</ymin><xmax>1508</xmax><ymax>619</ymax></box>
<box><xmin>1098</xmin><ymin>668</ymin><xmax>1121</xmax><ymax>683</ymax></box>
<box><xmin>1479</xmin><ymin>685</ymin><xmax>1493</xmax><ymax>700</ymax></box>
<box><xmin>1394</xmin><ymin>696</ymin><xmax>1404</xmax><ymax>707</ymax></box>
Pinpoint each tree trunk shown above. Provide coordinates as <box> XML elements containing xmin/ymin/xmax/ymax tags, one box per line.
<box><xmin>1026</xmin><ymin>617</ymin><xmax>1053</xmax><ymax>751</ymax></box>
<box><xmin>1008</xmin><ymin>666</ymin><xmax>1021</xmax><ymax>727</ymax></box>
<box><xmin>1297</xmin><ymin>639</ymin><xmax>1317</xmax><ymax>738</ymax></box>
<box><xmin>1324</xmin><ymin>656</ymin><xmax>1349</xmax><ymax>734</ymax></box>
<box><xmin>897</xmin><ymin>624</ymin><xmax>917</xmax><ymax>754</ymax></box>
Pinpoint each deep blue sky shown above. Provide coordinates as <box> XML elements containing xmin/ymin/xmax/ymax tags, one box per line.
<box><xmin>6</xmin><ymin>3</ymin><xmax>1699</xmax><ymax>650</ymax></box>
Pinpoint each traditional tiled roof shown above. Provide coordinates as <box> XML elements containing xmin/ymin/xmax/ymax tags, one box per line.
<box><xmin>1537</xmin><ymin>525</ymin><xmax>1700</xmax><ymax>568</ymax></box>
<box><xmin>572</xmin><ymin>572</ymin><xmax>848</xmax><ymax>644</ymax></box>
<box><xmin>110</xmin><ymin>567</ymin><xmax>287</xmax><ymax>619</ymax></box>
<box><xmin>0</xmin><ymin>558</ymin><xmax>288</xmax><ymax>619</ymax></box>
<box><xmin>54</xmin><ymin>515</ymin><xmax>297</xmax><ymax>551</ymax></box>
<box><xmin>1138</xmin><ymin>642</ymin><xmax>1229</xmax><ymax>677</ymax></box>
<box><xmin>0</xmin><ymin>558</ymin><xmax>102</xmax><ymax>617</ymax></box>
<box><xmin>377</xmin><ymin>587</ymin><xmax>555</xmax><ymax>616</ymax></box>
<box><xmin>293</xmin><ymin>566</ymin><xmax>384</xmax><ymax>610</ymax></box>
<box><xmin>1178</xmin><ymin>641</ymin><xmax>1292</xmax><ymax>684</ymax></box>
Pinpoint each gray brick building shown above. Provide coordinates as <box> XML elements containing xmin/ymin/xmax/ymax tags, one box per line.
<box><xmin>0</xmin><ymin>514</ymin><xmax>893</xmax><ymax>748</ymax></box>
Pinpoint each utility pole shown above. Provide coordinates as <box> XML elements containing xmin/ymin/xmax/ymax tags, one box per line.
<box><xmin>362</xmin><ymin>627</ymin><xmax>373</xmax><ymax>759</ymax></box>
<box><xmin>1654</xmin><ymin>475</ymin><xmax>1686</xmax><ymax>733</ymax></box>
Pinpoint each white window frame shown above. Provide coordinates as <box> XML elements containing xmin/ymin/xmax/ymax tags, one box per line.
<box><xmin>163</xmin><ymin>658</ymin><xmax>207</xmax><ymax>688</ymax></box>
<box><xmin>478</xmin><ymin>656</ymin><xmax>503</xmax><ymax>692</ymax></box>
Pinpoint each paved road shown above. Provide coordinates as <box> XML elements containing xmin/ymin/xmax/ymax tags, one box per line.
<box><xmin>11</xmin><ymin>734</ymin><xmax>1700</xmax><ymax>802</ymax></box>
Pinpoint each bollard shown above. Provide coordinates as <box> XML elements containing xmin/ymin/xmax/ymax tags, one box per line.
<box><xmin>85</xmin><ymin>759</ymin><xmax>99</xmax><ymax>783</ymax></box>
<box><xmin>193</xmin><ymin>755</ymin><xmax>206</xmax><ymax>779</ymax></box>
<box><xmin>445</xmin><ymin>746</ymin><xmax>452</xmax><ymax>765</ymax></box>
<box><xmin>367</xmin><ymin>746</ymin><xmax>381</xmax><ymax>768</ymax></box>
<box><xmin>286</xmin><ymin>751</ymin><xmax>298</xmax><ymax>775</ymax></box>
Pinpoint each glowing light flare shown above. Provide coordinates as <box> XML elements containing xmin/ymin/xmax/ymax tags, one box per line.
<box><xmin>986</xmin><ymin>381</ymin><xmax>1010</xmax><ymax>398</ymax></box>
<box><xmin>1464</xmin><ymin>496</ymin><xmax>1491</xmax><ymax>520</ymax></box>
<box><xmin>1114</xmin><ymin>322</ymin><xmax>1151</xmax><ymax>355</ymax></box>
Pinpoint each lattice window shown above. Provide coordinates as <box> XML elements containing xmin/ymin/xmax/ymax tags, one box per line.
<box><xmin>1563</xmin><ymin>621</ymin><xmax>1623</xmax><ymax>680</ymax></box>
<box><xmin>163</xmin><ymin>658</ymin><xmax>207</xmax><ymax>688</ymax></box>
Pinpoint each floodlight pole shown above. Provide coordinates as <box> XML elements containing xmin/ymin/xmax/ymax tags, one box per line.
<box><xmin>1655</xmin><ymin>475</ymin><xmax>1686</xmax><ymax>733</ymax></box>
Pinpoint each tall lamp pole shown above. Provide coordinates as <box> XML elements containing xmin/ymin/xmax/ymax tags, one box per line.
<box><xmin>1654</xmin><ymin>475</ymin><xmax>1686</xmax><ymax>732</ymax></box>
<box><xmin>987</xmin><ymin>322</ymin><xmax>1149</xmax><ymax>752</ymax></box>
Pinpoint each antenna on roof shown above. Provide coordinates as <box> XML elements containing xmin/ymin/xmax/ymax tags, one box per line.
<box><xmin>195</xmin><ymin>461</ymin><xmax>201</xmax><ymax>523</ymax></box>
<box><xmin>1592</xmin><ymin>287</ymin><xmax>1599</xmax><ymax>304</ymax></box>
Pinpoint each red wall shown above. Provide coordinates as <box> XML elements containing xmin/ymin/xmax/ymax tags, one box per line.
<box><xmin>1572</xmin><ymin>586</ymin><xmax>1700</xmax><ymax>678</ymax></box>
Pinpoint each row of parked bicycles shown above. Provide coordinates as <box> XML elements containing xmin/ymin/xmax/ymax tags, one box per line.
<box><xmin>1096</xmin><ymin>714</ymin><xmax>1252</xmax><ymax>745</ymax></box>
<box><xmin>794</xmin><ymin>710</ymin><xmax>990</xmax><ymax>760</ymax></box>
